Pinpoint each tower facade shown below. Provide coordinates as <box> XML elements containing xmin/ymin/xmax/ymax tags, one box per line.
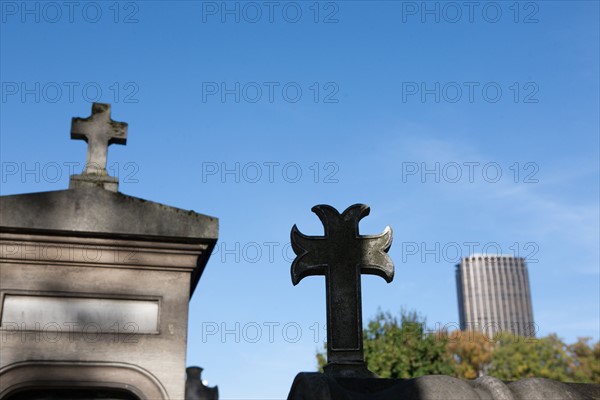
<box><xmin>455</xmin><ymin>254</ymin><xmax>535</xmax><ymax>337</ymax></box>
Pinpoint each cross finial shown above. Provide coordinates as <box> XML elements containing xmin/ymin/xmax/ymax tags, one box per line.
<box><xmin>71</xmin><ymin>103</ymin><xmax>128</xmax><ymax>176</ymax></box>
<box><xmin>290</xmin><ymin>204</ymin><xmax>394</xmax><ymax>378</ymax></box>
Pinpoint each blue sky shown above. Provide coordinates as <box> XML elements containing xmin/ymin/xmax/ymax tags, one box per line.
<box><xmin>1</xmin><ymin>1</ymin><xmax>598</xmax><ymax>398</ymax></box>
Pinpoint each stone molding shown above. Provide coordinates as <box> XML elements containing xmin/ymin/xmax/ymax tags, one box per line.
<box><xmin>0</xmin><ymin>360</ymin><xmax>169</xmax><ymax>400</ymax></box>
<box><xmin>0</xmin><ymin>232</ymin><xmax>209</xmax><ymax>272</ymax></box>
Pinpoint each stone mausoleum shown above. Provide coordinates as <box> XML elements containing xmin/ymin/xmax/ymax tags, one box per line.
<box><xmin>0</xmin><ymin>104</ymin><xmax>218</xmax><ymax>399</ymax></box>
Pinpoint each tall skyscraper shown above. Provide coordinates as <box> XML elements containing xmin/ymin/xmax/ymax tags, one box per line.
<box><xmin>455</xmin><ymin>254</ymin><xmax>535</xmax><ymax>337</ymax></box>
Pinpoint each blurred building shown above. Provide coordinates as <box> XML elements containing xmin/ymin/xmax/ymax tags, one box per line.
<box><xmin>455</xmin><ymin>254</ymin><xmax>535</xmax><ymax>337</ymax></box>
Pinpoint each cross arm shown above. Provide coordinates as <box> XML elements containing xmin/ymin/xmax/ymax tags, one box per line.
<box><xmin>359</xmin><ymin>226</ymin><xmax>394</xmax><ymax>283</ymax></box>
<box><xmin>290</xmin><ymin>224</ymin><xmax>327</xmax><ymax>285</ymax></box>
<box><xmin>70</xmin><ymin>116</ymin><xmax>92</xmax><ymax>142</ymax></box>
<box><xmin>70</xmin><ymin>103</ymin><xmax>128</xmax><ymax>143</ymax></box>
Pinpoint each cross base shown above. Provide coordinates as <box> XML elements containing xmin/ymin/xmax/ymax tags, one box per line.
<box><xmin>69</xmin><ymin>174</ymin><xmax>119</xmax><ymax>192</ymax></box>
<box><xmin>324</xmin><ymin>362</ymin><xmax>377</xmax><ymax>379</ymax></box>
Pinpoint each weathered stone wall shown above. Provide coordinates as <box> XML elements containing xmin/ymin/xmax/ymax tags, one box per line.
<box><xmin>0</xmin><ymin>186</ymin><xmax>218</xmax><ymax>399</ymax></box>
<box><xmin>287</xmin><ymin>372</ymin><xmax>600</xmax><ymax>400</ymax></box>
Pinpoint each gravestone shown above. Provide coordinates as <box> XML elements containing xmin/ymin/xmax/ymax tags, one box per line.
<box><xmin>287</xmin><ymin>204</ymin><xmax>600</xmax><ymax>400</ymax></box>
<box><xmin>0</xmin><ymin>103</ymin><xmax>218</xmax><ymax>400</ymax></box>
<box><xmin>291</xmin><ymin>204</ymin><xmax>393</xmax><ymax>378</ymax></box>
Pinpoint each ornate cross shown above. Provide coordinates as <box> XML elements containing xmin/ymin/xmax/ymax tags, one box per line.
<box><xmin>71</xmin><ymin>103</ymin><xmax>128</xmax><ymax>176</ymax></box>
<box><xmin>291</xmin><ymin>204</ymin><xmax>394</xmax><ymax>377</ymax></box>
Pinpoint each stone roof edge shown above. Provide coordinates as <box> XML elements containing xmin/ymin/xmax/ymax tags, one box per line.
<box><xmin>0</xmin><ymin>187</ymin><xmax>219</xmax><ymax>242</ymax></box>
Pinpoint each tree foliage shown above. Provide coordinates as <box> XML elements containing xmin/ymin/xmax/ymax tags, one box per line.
<box><xmin>568</xmin><ymin>337</ymin><xmax>600</xmax><ymax>383</ymax></box>
<box><xmin>489</xmin><ymin>333</ymin><xmax>600</xmax><ymax>383</ymax></box>
<box><xmin>316</xmin><ymin>309</ymin><xmax>454</xmax><ymax>378</ymax></box>
<box><xmin>363</xmin><ymin>310</ymin><xmax>454</xmax><ymax>378</ymax></box>
<box><xmin>488</xmin><ymin>333</ymin><xmax>572</xmax><ymax>381</ymax></box>
<box><xmin>316</xmin><ymin>309</ymin><xmax>599</xmax><ymax>384</ymax></box>
<box><xmin>446</xmin><ymin>330</ymin><xmax>493</xmax><ymax>379</ymax></box>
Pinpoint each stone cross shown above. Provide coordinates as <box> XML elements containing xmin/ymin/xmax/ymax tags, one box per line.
<box><xmin>290</xmin><ymin>204</ymin><xmax>394</xmax><ymax>377</ymax></box>
<box><xmin>71</xmin><ymin>103</ymin><xmax>128</xmax><ymax>176</ymax></box>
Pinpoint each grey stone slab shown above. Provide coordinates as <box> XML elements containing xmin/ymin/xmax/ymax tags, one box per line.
<box><xmin>287</xmin><ymin>373</ymin><xmax>600</xmax><ymax>400</ymax></box>
<box><xmin>0</xmin><ymin>186</ymin><xmax>217</xmax><ymax>297</ymax></box>
<box><xmin>0</xmin><ymin>186</ymin><xmax>217</xmax><ymax>242</ymax></box>
<box><xmin>507</xmin><ymin>378</ymin><xmax>598</xmax><ymax>400</ymax></box>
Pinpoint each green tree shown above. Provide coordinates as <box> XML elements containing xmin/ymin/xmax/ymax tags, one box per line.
<box><xmin>446</xmin><ymin>330</ymin><xmax>494</xmax><ymax>379</ymax></box>
<box><xmin>316</xmin><ymin>351</ymin><xmax>326</xmax><ymax>373</ymax></box>
<box><xmin>568</xmin><ymin>337</ymin><xmax>600</xmax><ymax>383</ymax></box>
<box><xmin>488</xmin><ymin>333</ymin><xmax>572</xmax><ymax>381</ymax></box>
<box><xmin>316</xmin><ymin>313</ymin><xmax>599</xmax><ymax>384</ymax></box>
<box><xmin>316</xmin><ymin>309</ymin><xmax>454</xmax><ymax>378</ymax></box>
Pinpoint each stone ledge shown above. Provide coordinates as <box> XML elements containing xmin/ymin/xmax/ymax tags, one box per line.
<box><xmin>287</xmin><ymin>372</ymin><xmax>600</xmax><ymax>400</ymax></box>
<box><xmin>0</xmin><ymin>232</ymin><xmax>210</xmax><ymax>271</ymax></box>
<box><xmin>1</xmin><ymin>186</ymin><xmax>218</xmax><ymax>297</ymax></box>
<box><xmin>0</xmin><ymin>186</ymin><xmax>218</xmax><ymax>243</ymax></box>
<box><xmin>69</xmin><ymin>174</ymin><xmax>119</xmax><ymax>192</ymax></box>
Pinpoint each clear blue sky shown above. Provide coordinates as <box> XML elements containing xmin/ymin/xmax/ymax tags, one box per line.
<box><xmin>1</xmin><ymin>1</ymin><xmax>598</xmax><ymax>398</ymax></box>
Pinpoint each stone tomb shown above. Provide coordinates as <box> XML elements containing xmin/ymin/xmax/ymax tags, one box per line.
<box><xmin>0</xmin><ymin>104</ymin><xmax>218</xmax><ymax>399</ymax></box>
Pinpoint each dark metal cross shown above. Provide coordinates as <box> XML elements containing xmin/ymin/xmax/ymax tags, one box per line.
<box><xmin>71</xmin><ymin>103</ymin><xmax>128</xmax><ymax>175</ymax></box>
<box><xmin>291</xmin><ymin>204</ymin><xmax>394</xmax><ymax>377</ymax></box>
